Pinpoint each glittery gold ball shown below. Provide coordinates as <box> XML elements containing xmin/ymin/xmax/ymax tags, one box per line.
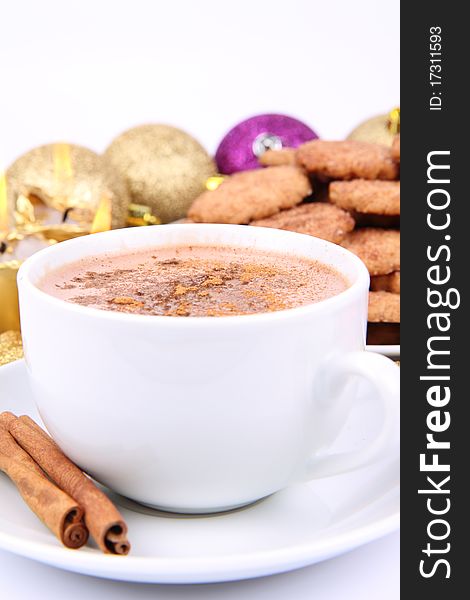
<box><xmin>6</xmin><ymin>143</ymin><xmax>130</xmax><ymax>229</ymax></box>
<box><xmin>104</xmin><ymin>124</ymin><xmax>216</xmax><ymax>223</ymax></box>
<box><xmin>0</xmin><ymin>330</ymin><xmax>23</xmax><ymax>366</ymax></box>
<box><xmin>347</xmin><ymin>112</ymin><xmax>399</xmax><ymax>147</ymax></box>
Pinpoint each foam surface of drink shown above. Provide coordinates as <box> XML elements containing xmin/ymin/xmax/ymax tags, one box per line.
<box><xmin>39</xmin><ymin>245</ymin><xmax>349</xmax><ymax>316</ymax></box>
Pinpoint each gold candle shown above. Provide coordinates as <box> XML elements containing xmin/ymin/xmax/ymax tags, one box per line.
<box><xmin>1</xmin><ymin>234</ymin><xmax>55</xmax><ymax>333</ymax></box>
<box><xmin>1</xmin><ymin>172</ymin><xmax>20</xmax><ymax>332</ymax></box>
<box><xmin>0</xmin><ymin>259</ymin><xmax>21</xmax><ymax>332</ymax></box>
<box><xmin>1</xmin><ymin>174</ymin><xmax>56</xmax><ymax>333</ymax></box>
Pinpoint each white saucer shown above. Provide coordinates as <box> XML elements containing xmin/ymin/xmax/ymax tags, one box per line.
<box><xmin>0</xmin><ymin>360</ymin><xmax>399</xmax><ymax>584</ymax></box>
<box><xmin>366</xmin><ymin>344</ymin><xmax>400</xmax><ymax>359</ymax></box>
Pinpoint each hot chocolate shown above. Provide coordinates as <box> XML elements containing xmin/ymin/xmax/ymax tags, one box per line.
<box><xmin>39</xmin><ymin>245</ymin><xmax>349</xmax><ymax>316</ymax></box>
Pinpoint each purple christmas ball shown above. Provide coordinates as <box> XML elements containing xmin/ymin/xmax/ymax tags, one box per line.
<box><xmin>215</xmin><ymin>114</ymin><xmax>318</xmax><ymax>174</ymax></box>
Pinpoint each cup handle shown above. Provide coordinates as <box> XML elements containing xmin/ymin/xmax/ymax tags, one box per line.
<box><xmin>300</xmin><ymin>351</ymin><xmax>400</xmax><ymax>480</ymax></box>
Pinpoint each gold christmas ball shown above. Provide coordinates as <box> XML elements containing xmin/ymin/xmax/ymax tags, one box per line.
<box><xmin>104</xmin><ymin>124</ymin><xmax>216</xmax><ymax>223</ymax></box>
<box><xmin>0</xmin><ymin>330</ymin><xmax>23</xmax><ymax>366</ymax></box>
<box><xmin>6</xmin><ymin>143</ymin><xmax>130</xmax><ymax>231</ymax></box>
<box><xmin>347</xmin><ymin>108</ymin><xmax>400</xmax><ymax>147</ymax></box>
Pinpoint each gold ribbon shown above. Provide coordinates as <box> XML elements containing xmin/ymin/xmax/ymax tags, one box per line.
<box><xmin>126</xmin><ymin>203</ymin><xmax>161</xmax><ymax>227</ymax></box>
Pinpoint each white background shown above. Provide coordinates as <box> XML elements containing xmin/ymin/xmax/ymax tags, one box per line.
<box><xmin>0</xmin><ymin>0</ymin><xmax>399</xmax><ymax>167</ymax></box>
<box><xmin>0</xmin><ymin>1</ymin><xmax>399</xmax><ymax>597</ymax></box>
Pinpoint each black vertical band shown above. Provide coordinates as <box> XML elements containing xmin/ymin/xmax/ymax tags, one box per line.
<box><xmin>401</xmin><ymin>3</ymin><xmax>466</xmax><ymax>595</ymax></box>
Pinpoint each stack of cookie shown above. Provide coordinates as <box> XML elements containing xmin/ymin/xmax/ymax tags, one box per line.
<box><xmin>296</xmin><ymin>139</ymin><xmax>400</xmax><ymax>345</ymax></box>
<box><xmin>186</xmin><ymin>138</ymin><xmax>400</xmax><ymax>345</ymax></box>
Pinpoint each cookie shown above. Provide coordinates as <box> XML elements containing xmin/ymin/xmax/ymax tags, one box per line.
<box><xmin>368</xmin><ymin>291</ymin><xmax>400</xmax><ymax>323</ymax></box>
<box><xmin>391</xmin><ymin>135</ymin><xmax>400</xmax><ymax>162</ymax></box>
<box><xmin>187</xmin><ymin>166</ymin><xmax>312</xmax><ymax>224</ymax></box>
<box><xmin>251</xmin><ymin>202</ymin><xmax>355</xmax><ymax>244</ymax></box>
<box><xmin>370</xmin><ymin>271</ymin><xmax>400</xmax><ymax>294</ymax></box>
<box><xmin>258</xmin><ymin>148</ymin><xmax>298</xmax><ymax>167</ymax></box>
<box><xmin>329</xmin><ymin>180</ymin><xmax>400</xmax><ymax>216</ymax></box>
<box><xmin>341</xmin><ymin>228</ymin><xmax>400</xmax><ymax>275</ymax></box>
<box><xmin>296</xmin><ymin>140</ymin><xmax>399</xmax><ymax>180</ymax></box>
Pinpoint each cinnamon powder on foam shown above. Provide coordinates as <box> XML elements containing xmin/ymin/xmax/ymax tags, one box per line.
<box><xmin>39</xmin><ymin>245</ymin><xmax>348</xmax><ymax>317</ymax></box>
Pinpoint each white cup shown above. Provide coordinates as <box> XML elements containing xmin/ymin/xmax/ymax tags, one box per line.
<box><xmin>18</xmin><ymin>224</ymin><xmax>399</xmax><ymax>514</ymax></box>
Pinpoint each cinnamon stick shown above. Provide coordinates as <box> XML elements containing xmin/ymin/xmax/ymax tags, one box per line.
<box><xmin>1</xmin><ymin>412</ymin><xmax>130</xmax><ymax>555</ymax></box>
<box><xmin>0</xmin><ymin>424</ymin><xmax>88</xmax><ymax>549</ymax></box>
